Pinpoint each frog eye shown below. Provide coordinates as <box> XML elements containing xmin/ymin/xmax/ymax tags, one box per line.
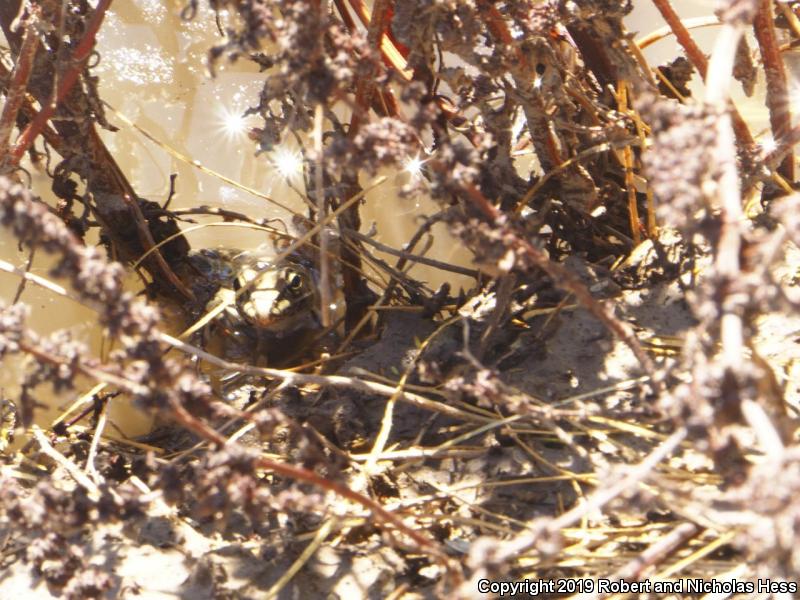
<box><xmin>287</xmin><ymin>272</ymin><xmax>303</xmax><ymax>292</ymax></box>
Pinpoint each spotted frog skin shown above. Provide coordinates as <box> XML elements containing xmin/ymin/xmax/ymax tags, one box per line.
<box><xmin>187</xmin><ymin>247</ymin><xmax>320</xmax><ymax>363</ymax></box>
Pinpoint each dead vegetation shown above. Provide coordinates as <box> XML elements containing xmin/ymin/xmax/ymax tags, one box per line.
<box><xmin>1</xmin><ymin>0</ymin><xmax>800</xmax><ymax>598</ymax></box>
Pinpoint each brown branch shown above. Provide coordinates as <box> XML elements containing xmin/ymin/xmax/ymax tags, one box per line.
<box><xmin>18</xmin><ymin>340</ymin><xmax>150</xmax><ymax>397</ymax></box>
<box><xmin>0</xmin><ymin>6</ymin><xmax>39</xmax><ymax>156</ymax></box>
<box><xmin>345</xmin><ymin>227</ymin><xmax>481</xmax><ymax>278</ymax></box>
<box><xmin>439</xmin><ymin>168</ymin><xmax>659</xmax><ymax>386</ymax></box>
<box><xmin>753</xmin><ymin>0</ymin><xmax>795</xmax><ymax>181</ymax></box>
<box><xmin>478</xmin><ymin>1</ymin><xmax>563</xmax><ymax>169</ymax></box>
<box><xmin>651</xmin><ymin>0</ymin><xmax>709</xmax><ymax>77</ymax></box>
<box><xmin>9</xmin><ymin>0</ymin><xmax>113</xmax><ymax>165</ymax></box>
<box><xmin>345</xmin><ymin>0</ymin><xmax>412</xmax><ymax>81</ymax></box>
<box><xmin>332</xmin><ymin>0</ymin><xmax>356</xmax><ymax>30</ymax></box>
<box><xmin>338</xmin><ymin>0</ymin><xmax>479</xmax><ymax>145</ymax></box>
<box><xmin>19</xmin><ymin>327</ymin><xmax>454</xmax><ymax>569</ymax></box>
<box><xmin>167</xmin><ymin>398</ymin><xmax>453</xmax><ymax>565</ymax></box>
<box><xmin>123</xmin><ymin>194</ymin><xmax>194</xmax><ymax>300</ymax></box>
<box><xmin>0</xmin><ymin>1</ymin><xmax>194</xmax><ymax>302</ymax></box>
<box><xmin>332</xmin><ymin>0</ymin><xmax>398</xmax><ymax>119</ymax></box>
<box><xmin>765</xmin><ymin>123</ymin><xmax>800</xmax><ymax>170</ymax></box>
<box><xmin>348</xmin><ymin>0</ymin><xmax>392</xmax><ymax>137</ymax></box>
<box><xmin>333</xmin><ymin>0</ymin><xmax>398</xmax><ymax>119</ymax></box>
<box><xmin>650</xmin><ymin>0</ymin><xmax>755</xmax><ymax>148</ymax></box>
<box><xmin>0</xmin><ymin>61</ymin><xmax>67</xmax><ymax>157</ymax></box>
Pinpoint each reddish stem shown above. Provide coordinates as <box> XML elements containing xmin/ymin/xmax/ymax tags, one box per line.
<box><xmin>338</xmin><ymin>0</ymin><xmax>478</xmax><ymax>142</ymax></box>
<box><xmin>333</xmin><ymin>0</ymin><xmax>356</xmax><ymax>29</ymax></box>
<box><xmin>0</xmin><ymin>61</ymin><xmax>68</xmax><ymax>160</ymax></box>
<box><xmin>765</xmin><ymin>123</ymin><xmax>800</xmax><ymax>171</ymax></box>
<box><xmin>650</xmin><ymin>0</ymin><xmax>755</xmax><ymax>148</ymax></box>
<box><xmin>21</xmin><ymin>334</ymin><xmax>451</xmax><ymax>567</ymax></box>
<box><xmin>348</xmin><ymin>0</ymin><xmax>393</xmax><ymax>137</ymax></box>
<box><xmin>345</xmin><ymin>0</ymin><xmax>408</xmax><ymax>70</ymax></box>
<box><xmin>0</xmin><ymin>7</ymin><xmax>40</xmax><ymax>155</ymax></box>
<box><xmin>334</xmin><ymin>0</ymin><xmax>398</xmax><ymax>119</ymax></box>
<box><xmin>754</xmin><ymin>0</ymin><xmax>795</xmax><ymax>181</ymax></box>
<box><xmin>167</xmin><ymin>398</ymin><xmax>450</xmax><ymax>562</ymax></box>
<box><xmin>10</xmin><ymin>0</ymin><xmax>113</xmax><ymax>164</ymax></box>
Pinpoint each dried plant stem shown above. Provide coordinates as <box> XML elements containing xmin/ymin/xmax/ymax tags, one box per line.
<box><xmin>636</xmin><ymin>16</ymin><xmax>720</xmax><ymax>50</ymax></box>
<box><xmin>9</xmin><ymin>0</ymin><xmax>112</xmax><ymax>164</ymax></box>
<box><xmin>31</xmin><ymin>426</ymin><xmax>101</xmax><ymax>497</ymax></box>
<box><xmin>515</xmin><ymin>139</ymin><xmax>634</xmax><ymax>215</ymax></box>
<box><xmin>331</xmin><ymin>0</ymin><xmax>400</xmax><ymax>120</ymax></box>
<box><xmin>84</xmin><ymin>400</ymin><xmax>108</xmax><ymax>480</ymax></box>
<box><xmin>753</xmin><ymin>0</ymin><xmax>795</xmax><ymax>180</ymax></box>
<box><xmin>765</xmin><ymin>123</ymin><xmax>800</xmax><ymax>169</ymax></box>
<box><xmin>0</xmin><ymin>60</ymin><xmax>64</xmax><ymax>155</ymax></box>
<box><xmin>264</xmin><ymin>517</ymin><xmax>339</xmax><ymax>599</ymax></box>
<box><xmin>456</xmin><ymin>176</ymin><xmax>659</xmax><ymax>385</ymax></box>
<box><xmin>11</xmin><ymin>247</ymin><xmax>35</xmax><ymax>304</ymax></box>
<box><xmin>656</xmin><ymin>530</ymin><xmax>737</xmax><ymax>579</ymax></box>
<box><xmin>0</xmin><ymin>6</ymin><xmax>38</xmax><ymax>158</ymax></box>
<box><xmin>165</xmin><ymin>397</ymin><xmax>453</xmax><ymax>565</ymax></box>
<box><xmin>314</xmin><ymin>103</ymin><xmax>331</xmax><ymax>327</ymax></box>
<box><xmin>650</xmin><ymin>0</ymin><xmax>754</xmax><ymax>147</ymax></box>
<box><xmin>19</xmin><ymin>339</ymin><xmax>148</xmax><ymax>396</ymax></box>
<box><xmin>706</xmin><ymin>11</ymin><xmax>747</xmax><ymax>376</ymax></box>
<box><xmin>123</xmin><ymin>194</ymin><xmax>194</xmax><ymax>300</ymax></box>
<box><xmin>479</xmin><ymin>0</ymin><xmax>563</xmax><ymax>170</ymax></box>
<box><xmin>345</xmin><ymin>228</ymin><xmax>480</xmax><ymax>278</ymax></box>
<box><xmin>338</xmin><ymin>0</ymin><xmax>475</xmax><ymax>138</ymax></box>
<box><xmin>335</xmin><ymin>214</ymin><xmax>443</xmax><ymax>355</ymax></box>
<box><xmin>618</xmin><ymin>82</ymin><xmax>642</xmax><ymax>245</ymax></box>
<box><xmin>345</xmin><ymin>0</ymin><xmax>412</xmax><ymax>82</ymax></box>
<box><xmin>0</xmin><ymin>257</ymin><xmax>77</xmax><ymax>303</ymax></box>
<box><xmin>333</xmin><ymin>0</ymin><xmax>357</xmax><ymax>32</ymax></box>
<box><xmin>585</xmin><ymin>522</ymin><xmax>700</xmax><ymax>595</ymax></box>
<box><xmin>348</xmin><ymin>0</ymin><xmax>391</xmax><ymax>135</ymax></box>
<box><xmin>778</xmin><ymin>3</ymin><xmax>800</xmax><ymax>38</ymax></box>
<box><xmin>366</xmin><ymin>316</ymin><xmax>459</xmax><ymax>472</ymax></box>
<box><xmin>493</xmin><ymin>427</ymin><xmax>688</xmax><ymax>563</ymax></box>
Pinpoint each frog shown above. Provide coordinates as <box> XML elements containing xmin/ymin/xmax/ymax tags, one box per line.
<box><xmin>185</xmin><ymin>246</ymin><xmax>322</xmax><ymax>366</ymax></box>
<box><xmin>183</xmin><ymin>243</ymin><xmax>365</xmax><ymax>447</ymax></box>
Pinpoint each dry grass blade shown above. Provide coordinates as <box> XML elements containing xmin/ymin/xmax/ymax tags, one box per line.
<box><xmin>264</xmin><ymin>517</ymin><xmax>339</xmax><ymax>599</ymax></box>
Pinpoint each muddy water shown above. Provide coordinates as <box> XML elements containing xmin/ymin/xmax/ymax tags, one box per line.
<box><xmin>0</xmin><ymin>1</ymin><xmax>785</xmax><ymax>436</ymax></box>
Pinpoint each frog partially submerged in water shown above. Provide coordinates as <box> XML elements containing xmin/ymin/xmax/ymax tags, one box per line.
<box><xmin>186</xmin><ymin>246</ymin><xmax>322</xmax><ymax>365</ymax></box>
